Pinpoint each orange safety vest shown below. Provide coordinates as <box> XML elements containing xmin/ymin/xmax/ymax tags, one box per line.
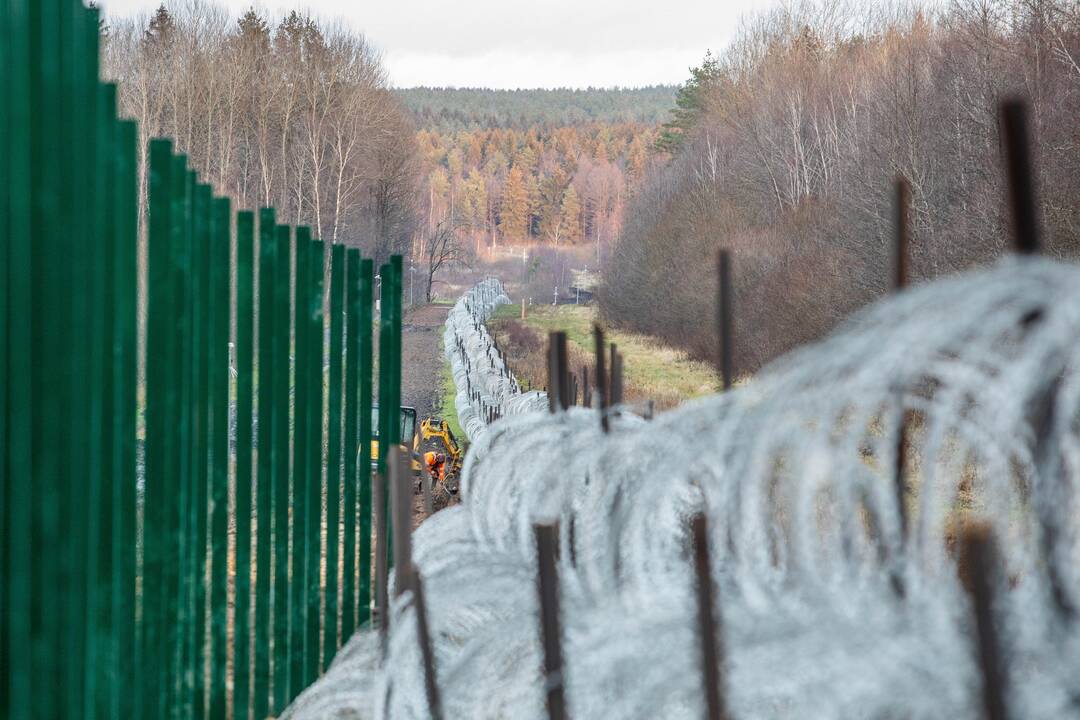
<box><xmin>424</xmin><ymin>452</ymin><xmax>445</xmax><ymax>480</ymax></box>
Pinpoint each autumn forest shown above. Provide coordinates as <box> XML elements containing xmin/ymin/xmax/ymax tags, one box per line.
<box><xmin>98</xmin><ymin>0</ymin><xmax>1080</xmax><ymax>369</ymax></box>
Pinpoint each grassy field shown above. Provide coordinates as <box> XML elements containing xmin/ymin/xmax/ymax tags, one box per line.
<box><xmin>490</xmin><ymin>303</ymin><xmax>720</xmax><ymax>411</ymax></box>
<box><xmin>438</xmin><ymin>337</ymin><xmax>466</xmax><ymax>441</ymax></box>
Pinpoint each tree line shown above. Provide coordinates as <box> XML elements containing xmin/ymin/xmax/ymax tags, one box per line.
<box><xmin>602</xmin><ymin>0</ymin><xmax>1080</xmax><ymax>373</ymax></box>
<box><xmin>397</xmin><ymin>86</ymin><xmax>678</xmax><ymax>131</ymax></box>
<box><xmin>415</xmin><ymin>122</ymin><xmax>659</xmax><ymax>258</ymax></box>
<box><xmin>101</xmin><ymin>2</ymin><xmax>421</xmax><ymax>266</ymax></box>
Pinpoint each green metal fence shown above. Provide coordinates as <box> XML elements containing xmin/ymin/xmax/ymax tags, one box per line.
<box><xmin>2</xmin><ymin>1</ymin><xmax>404</xmax><ymax>718</ymax></box>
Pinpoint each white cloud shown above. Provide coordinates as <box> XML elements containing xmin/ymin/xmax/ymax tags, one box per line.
<box><xmin>95</xmin><ymin>0</ymin><xmax>777</xmax><ymax>88</ymax></box>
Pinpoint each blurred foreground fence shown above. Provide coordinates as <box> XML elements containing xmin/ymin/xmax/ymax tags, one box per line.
<box><xmin>2</xmin><ymin>1</ymin><xmax>404</xmax><ymax>718</ymax></box>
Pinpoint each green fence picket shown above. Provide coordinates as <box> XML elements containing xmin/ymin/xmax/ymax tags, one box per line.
<box><xmin>306</xmin><ymin>239</ymin><xmax>326</xmax><ymax>686</ymax></box>
<box><xmin>0</xmin><ymin>0</ymin><xmax>10</xmax><ymax>708</ymax></box>
<box><xmin>145</xmin><ymin>138</ymin><xmax>174</xmax><ymax>719</ymax></box>
<box><xmin>235</xmin><ymin>209</ymin><xmax>256</xmax><ymax>720</ymax></box>
<box><xmin>290</xmin><ymin>226</ymin><xmax>310</xmax><ymax>699</ymax></box>
<box><xmin>114</xmin><ymin>118</ymin><xmax>139</xmax><ymax>720</ymax></box>
<box><xmin>326</xmin><ymin>243</ymin><xmax>346</xmax><ymax>666</ymax></box>
<box><xmin>254</xmin><ymin>208</ymin><xmax>276</xmax><ymax>720</ymax></box>
<box><xmin>94</xmin><ymin>79</ymin><xmax>118</xmax><ymax>720</ymax></box>
<box><xmin>377</xmin><ymin>259</ymin><xmax>403</xmax><ymax>572</ymax></box>
<box><xmin>209</xmin><ymin>196</ymin><xmax>231</xmax><ymax>720</ymax></box>
<box><xmin>4</xmin><ymin>3</ymin><xmax>32</xmax><ymax>717</ymax></box>
<box><xmin>62</xmin><ymin>6</ymin><xmax>91</xmax><ymax>715</ymax></box>
<box><xmin>272</xmin><ymin>223</ymin><xmax>292</xmax><ymax>713</ymax></box>
<box><xmin>342</xmin><ymin>249</ymin><xmax>362</xmax><ymax>640</ymax></box>
<box><xmin>377</xmin><ymin>261</ymin><xmax>392</xmax><ymax>581</ymax></box>
<box><xmin>192</xmin><ymin>181</ymin><xmax>213</xmax><ymax>720</ymax></box>
<box><xmin>357</xmin><ymin>259</ymin><xmax>375</xmax><ymax>628</ymax></box>
<box><xmin>169</xmin><ymin>159</ymin><xmax>190</xmax><ymax>716</ymax></box>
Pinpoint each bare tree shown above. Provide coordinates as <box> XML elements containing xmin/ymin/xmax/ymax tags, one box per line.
<box><xmin>424</xmin><ymin>218</ymin><xmax>468</xmax><ymax>303</ymax></box>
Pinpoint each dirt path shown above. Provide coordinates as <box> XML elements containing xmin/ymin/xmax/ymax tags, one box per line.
<box><xmin>400</xmin><ymin>304</ymin><xmax>449</xmax><ymax>421</ymax></box>
<box><xmin>400</xmin><ymin>304</ymin><xmax>455</xmax><ymax>528</ymax></box>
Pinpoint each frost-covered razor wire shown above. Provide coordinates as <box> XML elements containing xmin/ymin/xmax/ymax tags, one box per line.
<box><xmin>442</xmin><ymin>277</ymin><xmax>548</xmax><ymax>444</ymax></box>
<box><xmin>285</xmin><ymin>256</ymin><xmax>1080</xmax><ymax>720</ymax></box>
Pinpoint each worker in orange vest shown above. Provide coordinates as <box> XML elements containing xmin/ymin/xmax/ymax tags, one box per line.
<box><xmin>424</xmin><ymin>451</ymin><xmax>447</xmax><ymax>483</ymax></box>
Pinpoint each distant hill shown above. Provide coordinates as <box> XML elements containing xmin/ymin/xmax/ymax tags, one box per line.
<box><xmin>396</xmin><ymin>86</ymin><xmax>678</xmax><ymax>130</ymax></box>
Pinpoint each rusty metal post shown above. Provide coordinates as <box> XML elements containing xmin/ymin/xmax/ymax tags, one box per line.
<box><xmin>557</xmin><ymin>333</ymin><xmax>571</xmax><ymax>412</ymax></box>
<box><xmin>373</xmin><ymin>466</ymin><xmax>389</xmax><ymax>645</ymax></box>
<box><xmin>391</xmin><ymin>447</ymin><xmax>412</xmax><ymax>600</ymax></box>
<box><xmin>691</xmin><ymin>514</ymin><xmax>727</xmax><ymax>720</ymax></box>
<box><xmin>408</xmin><ymin>565</ymin><xmax>444</xmax><ymax>720</ymax></box>
<box><xmin>547</xmin><ymin>332</ymin><xmax>559</xmax><ymax>413</ymax></box>
<box><xmin>717</xmin><ymin>250</ymin><xmax>733</xmax><ymax>391</ymax></box>
<box><xmin>960</xmin><ymin>524</ymin><xmax>1010</xmax><ymax>720</ymax></box>
<box><xmin>610</xmin><ymin>348</ymin><xmax>623</xmax><ymax>407</ymax></box>
<box><xmin>893</xmin><ymin>177</ymin><xmax>911</xmax><ymax>549</ymax></box>
<box><xmin>534</xmin><ymin>523</ymin><xmax>567</xmax><ymax>720</ymax></box>
<box><xmin>894</xmin><ymin>177</ymin><xmax>911</xmax><ymax>291</ymax></box>
<box><xmin>1000</xmin><ymin>100</ymin><xmax>1039</xmax><ymax>255</ymax></box>
<box><xmin>594</xmin><ymin>325</ymin><xmax>608</xmax><ymax>433</ymax></box>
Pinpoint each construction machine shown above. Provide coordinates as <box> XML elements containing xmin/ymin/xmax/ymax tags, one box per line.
<box><xmin>417</xmin><ymin>418</ymin><xmax>464</xmax><ymax>484</ymax></box>
<box><xmin>363</xmin><ymin>408</ymin><xmax>464</xmax><ymax>492</ymax></box>
<box><xmin>368</xmin><ymin>404</ymin><xmax>422</xmax><ymax>477</ymax></box>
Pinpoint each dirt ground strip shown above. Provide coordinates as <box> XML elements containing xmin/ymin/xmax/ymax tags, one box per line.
<box><xmin>401</xmin><ymin>304</ymin><xmax>450</xmax><ymax>422</ymax></box>
<box><xmin>400</xmin><ymin>303</ymin><xmax>459</xmax><ymax>527</ymax></box>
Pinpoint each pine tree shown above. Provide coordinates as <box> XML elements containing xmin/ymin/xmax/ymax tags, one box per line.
<box><xmin>655</xmin><ymin>52</ymin><xmax>723</xmax><ymax>153</ymax></box>
<box><xmin>560</xmin><ymin>185</ymin><xmax>582</xmax><ymax>243</ymax></box>
<box><xmin>499</xmin><ymin>166</ymin><xmax>529</xmax><ymax>241</ymax></box>
<box><xmin>143</xmin><ymin>4</ymin><xmax>175</xmax><ymax>48</ymax></box>
<box><xmin>237</xmin><ymin>9</ymin><xmax>271</xmax><ymax>55</ymax></box>
<box><xmin>524</xmin><ymin>173</ymin><xmax>541</xmax><ymax>239</ymax></box>
<box><xmin>627</xmin><ymin>135</ymin><xmax>648</xmax><ymax>183</ymax></box>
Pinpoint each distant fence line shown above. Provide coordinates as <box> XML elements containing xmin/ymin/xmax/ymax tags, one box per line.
<box><xmin>2</xmin><ymin>1</ymin><xmax>404</xmax><ymax>719</ymax></box>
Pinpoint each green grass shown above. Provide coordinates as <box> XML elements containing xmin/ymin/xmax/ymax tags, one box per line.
<box><xmin>438</xmin><ymin>338</ymin><xmax>466</xmax><ymax>442</ymax></box>
<box><xmin>493</xmin><ymin>303</ymin><xmax>720</xmax><ymax>409</ymax></box>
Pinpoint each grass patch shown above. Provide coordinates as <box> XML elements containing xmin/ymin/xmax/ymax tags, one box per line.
<box><xmin>490</xmin><ymin>303</ymin><xmax>720</xmax><ymax>410</ymax></box>
<box><xmin>438</xmin><ymin>339</ymin><xmax>466</xmax><ymax>442</ymax></box>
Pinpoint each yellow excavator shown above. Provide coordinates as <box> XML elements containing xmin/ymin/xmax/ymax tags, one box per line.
<box><xmin>417</xmin><ymin>418</ymin><xmax>464</xmax><ymax>479</ymax></box>
<box><xmin>367</xmin><ymin>407</ymin><xmax>464</xmax><ymax>487</ymax></box>
<box><xmin>368</xmin><ymin>404</ymin><xmax>421</xmax><ymax>476</ymax></box>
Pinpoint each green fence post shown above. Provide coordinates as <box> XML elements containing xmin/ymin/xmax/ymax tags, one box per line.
<box><xmin>63</xmin><ymin>6</ymin><xmax>91</xmax><ymax>715</ymax></box>
<box><xmin>253</xmin><ymin>208</ymin><xmax>276</xmax><ymax>720</ymax></box>
<box><xmin>377</xmin><ymin>261</ymin><xmax>391</xmax><ymax>583</ymax></box>
<box><xmin>271</xmin><ymin>224</ymin><xmax>292</xmax><ymax>714</ymax></box>
<box><xmin>171</xmin><ymin>160</ymin><xmax>194</xmax><ymax>718</ymax></box>
<box><xmin>325</xmin><ymin>243</ymin><xmax>345</xmax><ymax>664</ymax></box>
<box><xmin>144</xmin><ymin>139</ymin><xmax>174</xmax><ymax>720</ymax></box>
<box><xmin>192</xmin><ymin>182</ymin><xmax>213</xmax><ymax>720</ymax></box>
<box><xmin>209</xmin><ymin>196</ymin><xmax>231</xmax><ymax>719</ymax></box>
<box><xmin>306</xmin><ymin>239</ymin><xmax>326</xmax><ymax>685</ymax></box>
<box><xmin>234</xmin><ymin>209</ymin><xmax>256</xmax><ymax>720</ymax></box>
<box><xmin>0</xmin><ymin>0</ymin><xmax>10</xmax><ymax>713</ymax></box>
<box><xmin>325</xmin><ymin>244</ymin><xmax>345</xmax><ymax>666</ymax></box>
<box><xmin>377</xmin><ymin>259</ymin><xmax>403</xmax><ymax>572</ymax></box>
<box><xmin>392</xmin><ymin>257</ymin><xmax>404</xmax><ymax>569</ymax></box>
<box><xmin>290</xmin><ymin>226</ymin><xmax>311</xmax><ymax>700</ymax></box>
<box><xmin>7</xmin><ymin>1</ymin><xmax>35</xmax><ymax>717</ymax></box>
<box><xmin>90</xmin><ymin>77</ymin><xmax>117</xmax><ymax>720</ymax></box>
<box><xmin>357</xmin><ymin>259</ymin><xmax>375</xmax><ymax>628</ymax></box>
<box><xmin>341</xmin><ymin>250</ymin><xmax>361</xmax><ymax>641</ymax></box>
<box><xmin>114</xmin><ymin>119</ymin><xmax>139</xmax><ymax>720</ymax></box>
<box><xmin>30</xmin><ymin>6</ymin><xmax>63</xmax><ymax>719</ymax></box>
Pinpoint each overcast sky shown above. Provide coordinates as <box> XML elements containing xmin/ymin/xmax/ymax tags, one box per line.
<box><xmin>93</xmin><ymin>0</ymin><xmax>778</xmax><ymax>88</ymax></box>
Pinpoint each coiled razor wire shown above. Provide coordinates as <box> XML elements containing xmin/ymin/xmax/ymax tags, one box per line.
<box><xmin>284</xmin><ymin>257</ymin><xmax>1080</xmax><ymax>720</ymax></box>
<box><xmin>441</xmin><ymin>277</ymin><xmax>548</xmax><ymax>445</ymax></box>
